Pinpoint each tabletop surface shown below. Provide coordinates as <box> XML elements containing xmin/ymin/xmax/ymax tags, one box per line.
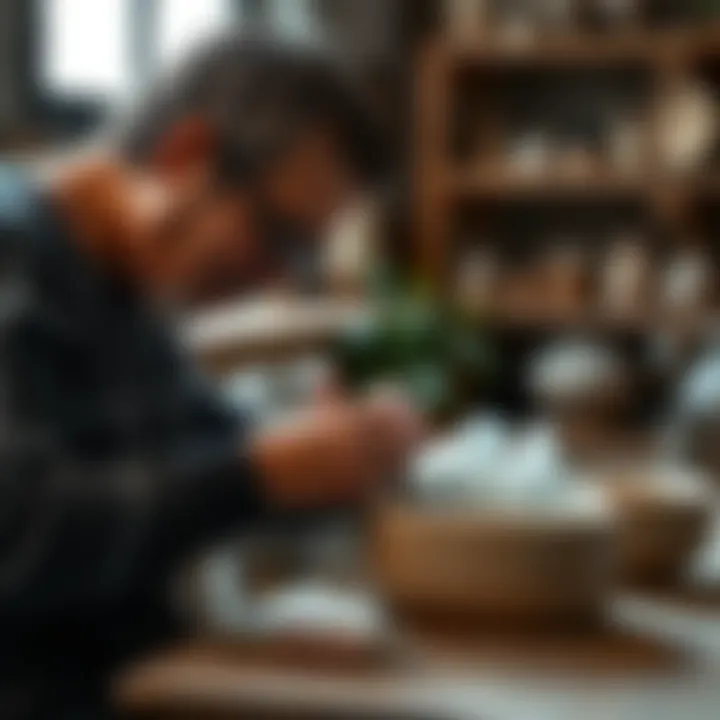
<box><xmin>116</xmin><ymin>584</ymin><xmax>720</xmax><ymax>719</ymax></box>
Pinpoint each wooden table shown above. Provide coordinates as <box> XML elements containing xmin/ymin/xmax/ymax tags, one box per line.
<box><xmin>117</xmin><ymin>493</ymin><xmax>720</xmax><ymax>720</ymax></box>
<box><xmin>115</xmin><ymin>588</ymin><xmax>720</xmax><ymax>720</ymax></box>
<box><xmin>134</xmin><ymin>302</ymin><xmax>720</xmax><ymax>718</ymax></box>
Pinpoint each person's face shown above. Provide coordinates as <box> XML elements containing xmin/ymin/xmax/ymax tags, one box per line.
<box><xmin>137</xmin><ymin>119</ymin><xmax>357</xmax><ymax>304</ymax></box>
<box><xmin>255</xmin><ymin>125</ymin><xmax>357</xmax><ymax>239</ymax></box>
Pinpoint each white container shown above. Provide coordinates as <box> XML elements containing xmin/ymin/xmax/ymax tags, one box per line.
<box><xmin>659</xmin><ymin>82</ymin><xmax>717</xmax><ymax>174</ymax></box>
<box><xmin>507</xmin><ymin>132</ymin><xmax>552</xmax><ymax>176</ymax></box>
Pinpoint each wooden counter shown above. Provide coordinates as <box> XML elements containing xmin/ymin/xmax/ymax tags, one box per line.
<box><xmin>135</xmin><ymin>303</ymin><xmax>720</xmax><ymax>718</ymax></box>
<box><xmin>117</xmin><ymin>504</ymin><xmax>720</xmax><ymax>720</ymax></box>
<box><xmin>115</xmin><ymin>588</ymin><xmax>720</xmax><ymax>720</ymax></box>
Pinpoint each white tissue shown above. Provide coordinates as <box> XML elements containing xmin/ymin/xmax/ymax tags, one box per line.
<box><xmin>493</xmin><ymin>424</ymin><xmax>569</xmax><ymax>510</ymax></box>
<box><xmin>253</xmin><ymin>583</ymin><xmax>385</xmax><ymax>638</ymax></box>
<box><xmin>455</xmin><ymin>414</ymin><xmax>508</xmax><ymax>485</ymax></box>
<box><xmin>412</xmin><ymin>437</ymin><xmax>475</xmax><ymax>502</ymax></box>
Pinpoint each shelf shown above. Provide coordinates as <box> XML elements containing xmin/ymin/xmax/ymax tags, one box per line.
<box><xmin>415</xmin><ymin>18</ymin><xmax>720</xmax><ymax>287</ymax></box>
<box><xmin>482</xmin><ymin>306</ymin><xmax>720</xmax><ymax>335</ymax></box>
<box><xmin>442</xmin><ymin>27</ymin><xmax>720</xmax><ymax>69</ymax></box>
<box><xmin>448</xmin><ymin>169</ymin><xmax>720</xmax><ymax>202</ymax></box>
<box><xmin>447</xmin><ymin>35</ymin><xmax>654</xmax><ymax>69</ymax></box>
<box><xmin>449</xmin><ymin>169</ymin><xmax>648</xmax><ymax>201</ymax></box>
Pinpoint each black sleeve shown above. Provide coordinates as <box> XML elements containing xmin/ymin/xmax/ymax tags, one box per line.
<box><xmin>0</xmin><ymin>240</ymin><xmax>264</xmax><ymax>617</ymax></box>
<box><xmin>0</xmin><ymin>428</ymin><xmax>264</xmax><ymax>616</ymax></box>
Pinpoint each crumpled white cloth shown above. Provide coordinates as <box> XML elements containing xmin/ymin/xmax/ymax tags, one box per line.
<box><xmin>412</xmin><ymin>416</ymin><xmax>609</xmax><ymax>519</ymax></box>
<box><xmin>251</xmin><ymin>582</ymin><xmax>386</xmax><ymax>639</ymax></box>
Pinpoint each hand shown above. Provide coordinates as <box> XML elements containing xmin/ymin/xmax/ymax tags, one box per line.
<box><xmin>362</xmin><ymin>385</ymin><xmax>426</xmax><ymax>478</ymax></box>
<box><xmin>252</xmin><ymin>392</ymin><xmax>422</xmax><ymax>510</ymax></box>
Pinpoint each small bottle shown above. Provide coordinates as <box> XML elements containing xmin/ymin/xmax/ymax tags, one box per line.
<box><xmin>507</xmin><ymin>132</ymin><xmax>551</xmax><ymax>177</ymax></box>
<box><xmin>601</xmin><ymin>234</ymin><xmax>651</xmax><ymax>317</ymax></box>
<box><xmin>662</xmin><ymin>246</ymin><xmax>714</xmax><ymax>313</ymax></box>
<box><xmin>608</xmin><ymin>115</ymin><xmax>644</xmax><ymax>176</ymax></box>
<box><xmin>540</xmin><ymin>242</ymin><xmax>588</xmax><ymax>317</ymax></box>
<box><xmin>455</xmin><ymin>246</ymin><xmax>498</xmax><ymax>315</ymax></box>
<box><xmin>555</xmin><ymin>143</ymin><xmax>598</xmax><ymax>180</ymax></box>
<box><xmin>659</xmin><ymin>82</ymin><xmax>717</xmax><ymax>174</ymax></box>
<box><xmin>445</xmin><ymin>0</ymin><xmax>488</xmax><ymax>40</ymax></box>
<box><xmin>324</xmin><ymin>198</ymin><xmax>379</xmax><ymax>297</ymax></box>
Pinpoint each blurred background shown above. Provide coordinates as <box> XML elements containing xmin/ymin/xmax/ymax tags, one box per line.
<box><xmin>5</xmin><ymin>0</ymin><xmax>720</xmax><ymax>424</ymax></box>
<box><xmin>7</xmin><ymin>2</ymin><xmax>720</xmax><ymax>718</ymax></box>
<box><xmin>0</xmin><ymin>1</ymin><xmax>410</xmax><ymax>155</ymax></box>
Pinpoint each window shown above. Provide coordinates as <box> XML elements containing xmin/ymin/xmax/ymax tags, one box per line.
<box><xmin>39</xmin><ymin>0</ymin><xmax>132</xmax><ymax>100</ymax></box>
<box><xmin>33</xmin><ymin>0</ymin><xmax>329</xmax><ymax>136</ymax></box>
<box><xmin>38</xmin><ymin>0</ymin><xmax>239</xmax><ymax>105</ymax></box>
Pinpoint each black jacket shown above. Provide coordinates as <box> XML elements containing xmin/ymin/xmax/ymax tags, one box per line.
<box><xmin>0</xmin><ymin>166</ymin><xmax>262</xmax><ymax>718</ymax></box>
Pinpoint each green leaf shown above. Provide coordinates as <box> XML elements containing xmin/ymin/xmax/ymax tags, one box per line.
<box><xmin>403</xmin><ymin>363</ymin><xmax>455</xmax><ymax>417</ymax></box>
<box><xmin>332</xmin><ymin>315</ymin><xmax>385</xmax><ymax>389</ymax></box>
<box><xmin>332</xmin><ymin>271</ymin><xmax>497</xmax><ymax>402</ymax></box>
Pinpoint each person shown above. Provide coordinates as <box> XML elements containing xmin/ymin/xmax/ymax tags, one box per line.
<box><xmin>0</xmin><ymin>32</ymin><xmax>420</xmax><ymax>719</ymax></box>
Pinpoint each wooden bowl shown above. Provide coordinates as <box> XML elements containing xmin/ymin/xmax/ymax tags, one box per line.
<box><xmin>371</xmin><ymin>496</ymin><xmax>615</xmax><ymax>628</ymax></box>
<box><xmin>596</xmin><ymin>467</ymin><xmax>713</xmax><ymax>587</ymax></box>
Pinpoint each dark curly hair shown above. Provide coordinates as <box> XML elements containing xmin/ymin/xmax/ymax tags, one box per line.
<box><xmin>119</xmin><ymin>30</ymin><xmax>389</xmax><ymax>188</ymax></box>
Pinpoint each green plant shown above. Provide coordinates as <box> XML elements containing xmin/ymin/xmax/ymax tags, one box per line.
<box><xmin>332</xmin><ymin>266</ymin><xmax>496</xmax><ymax>420</ymax></box>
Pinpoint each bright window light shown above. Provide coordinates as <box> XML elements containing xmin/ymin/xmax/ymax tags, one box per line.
<box><xmin>157</xmin><ymin>0</ymin><xmax>234</xmax><ymax>69</ymax></box>
<box><xmin>40</xmin><ymin>0</ymin><xmax>131</xmax><ymax>98</ymax></box>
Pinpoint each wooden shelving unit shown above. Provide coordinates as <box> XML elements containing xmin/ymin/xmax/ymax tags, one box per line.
<box><xmin>441</xmin><ymin>23</ymin><xmax>720</xmax><ymax>66</ymax></box>
<box><xmin>415</xmin><ymin>6</ymin><xmax>720</xmax><ymax>331</ymax></box>
<box><xmin>449</xmin><ymin>166</ymin><xmax>651</xmax><ymax>199</ymax></box>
